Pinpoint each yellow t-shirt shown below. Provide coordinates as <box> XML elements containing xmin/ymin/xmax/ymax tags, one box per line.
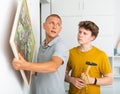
<box><xmin>66</xmin><ymin>46</ymin><xmax>112</xmax><ymax>94</ymax></box>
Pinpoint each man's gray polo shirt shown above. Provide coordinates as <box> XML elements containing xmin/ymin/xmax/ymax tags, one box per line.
<box><xmin>30</xmin><ymin>36</ymin><xmax>69</xmax><ymax>94</ymax></box>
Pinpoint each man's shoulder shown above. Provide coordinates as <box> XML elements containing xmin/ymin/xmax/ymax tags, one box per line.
<box><xmin>55</xmin><ymin>37</ymin><xmax>68</xmax><ymax>49</ymax></box>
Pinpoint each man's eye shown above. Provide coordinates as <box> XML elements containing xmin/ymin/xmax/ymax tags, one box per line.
<box><xmin>49</xmin><ymin>22</ymin><xmax>54</xmax><ymax>25</ymax></box>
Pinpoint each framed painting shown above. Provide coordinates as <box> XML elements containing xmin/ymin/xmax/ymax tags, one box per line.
<box><xmin>10</xmin><ymin>0</ymin><xmax>36</xmax><ymax>88</ymax></box>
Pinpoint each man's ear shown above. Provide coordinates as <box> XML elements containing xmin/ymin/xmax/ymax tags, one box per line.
<box><xmin>43</xmin><ymin>23</ymin><xmax>45</xmax><ymax>29</ymax></box>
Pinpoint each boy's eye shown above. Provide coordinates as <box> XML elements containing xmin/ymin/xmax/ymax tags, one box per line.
<box><xmin>56</xmin><ymin>23</ymin><xmax>61</xmax><ymax>27</ymax></box>
<box><xmin>84</xmin><ymin>32</ymin><xmax>87</xmax><ymax>35</ymax></box>
<box><xmin>79</xmin><ymin>31</ymin><xmax>87</xmax><ymax>35</ymax></box>
<box><xmin>79</xmin><ymin>31</ymin><xmax>82</xmax><ymax>33</ymax></box>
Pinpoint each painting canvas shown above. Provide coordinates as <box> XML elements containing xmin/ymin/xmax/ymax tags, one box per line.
<box><xmin>10</xmin><ymin>0</ymin><xmax>36</xmax><ymax>88</ymax></box>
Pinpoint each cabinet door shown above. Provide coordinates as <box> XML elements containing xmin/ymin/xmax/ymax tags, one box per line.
<box><xmin>41</xmin><ymin>0</ymin><xmax>50</xmax><ymax>3</ymax></box>
<box><xmin>60</xmin><ymin>16</ymin><xmax>83</xmax><ymax>49</ymax></box>
<box><xmin>83</xmin><ymin>0</ymin><xmax>114</xmax><ymax>15</ymax></box>
<box><xmin>52</xmin><ymin>0</ymin><xmax>114</xmax><ymax>16</ymax></box>
<box><xmin>101</xmin><ymin>86</ymin><xmax>113</xmax><ymax>94</ymax></box>
<box><xmin>51</xmin><ymin>0</ymin><xmax>82</xmax><ymax>16</ymax></box>
<box><xmin>113</xmin><ymin>56</ymin><xmax>120</xmax><ymax>78</ymax></box>
<box><xmin>82</xmin><ymin>16</ymin><xmax>115</xmax><ymax>36</ymax></box>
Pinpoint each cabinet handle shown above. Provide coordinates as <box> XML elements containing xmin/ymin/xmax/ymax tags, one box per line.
<box><xmin>82</xmin><ymin>0</ymin><xmax>84</xmax><ymax>10</ymax></box>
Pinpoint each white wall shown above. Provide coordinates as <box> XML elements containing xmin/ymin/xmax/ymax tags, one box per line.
<box><xmin>41</xmin><ymin>2</ymin><xmax>51</xmax><ymax>42</ymax></box>
<box><xmin>0</xmin><ymin>0</ymin><xmax>40</xmax><ymax>94</ymax></box>
<box><xmin>115</xmin><ymin>0</ymin><xmax>120</xmax><ymax>39</ymax></box>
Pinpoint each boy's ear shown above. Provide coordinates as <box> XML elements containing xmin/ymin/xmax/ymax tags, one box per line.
<box><xmin>91</xmin><ymin>35</ymin><xmax>96</xmax><ymax>41</ymax></box>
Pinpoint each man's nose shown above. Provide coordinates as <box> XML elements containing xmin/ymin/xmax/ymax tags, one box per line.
<box><xmin>53</xmin><ymin>24</ymin><xmax>57</xmax><ymax>29</ymax></box>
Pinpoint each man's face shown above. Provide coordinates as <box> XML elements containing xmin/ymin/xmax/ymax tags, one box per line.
<box><xmin>43</xmin><ymin>16</ymin><xmax>62</xmax><ymax>39</ymax></box>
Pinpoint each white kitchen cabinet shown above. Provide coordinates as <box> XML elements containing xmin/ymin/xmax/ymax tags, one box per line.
<box><xmin>41</xmin><ymin>0</ymin><xmax>50</xmax><ymax>3</ymax></box>
<box><xmin>51</xmin><ymin>0</ymin><xmax>114</xmax><ymax>16</ymax></box>
<box><xmin>112</xmin><ymin>56</ymin><xmax>120</xmax><ymax>78</ymax></box>
<box><xmin>108</xmin><ymin>56</ymin><xmax>120</xmax><ymax>93</ymax></box>
<box><xmin>82</xmin><ymin>0</ymin><xmax>114</xmax><ymax>15</ymax></box>
<box><xmin>108</xmin><ymin>56</ymin><xmax>120</xmax><ymax>78</ymax></box>
<box><xmin>51</xmin><ymin>0</ymin><xmax>81</xmax><ymax>16</ymax></box>
<box><xmin>101</xmin><ymin>85</ymin><xmax>113</xmax><ymax>94</ymax></box>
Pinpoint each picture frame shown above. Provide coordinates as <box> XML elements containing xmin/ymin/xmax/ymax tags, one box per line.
<box><xmin>10</xmin><ymin>0</ymin><xmax>36</xmax><ymax>88</ymax></box>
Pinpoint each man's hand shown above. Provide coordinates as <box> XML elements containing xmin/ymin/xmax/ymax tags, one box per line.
<box><xmin>12</xmin><ymin>54</ymin><xmax>27</xmax><ymax>70</ymax></box>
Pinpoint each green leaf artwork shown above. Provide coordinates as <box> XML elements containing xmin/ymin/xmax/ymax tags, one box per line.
<box><xmin>10</xmin><ymin>0</ymin><xmax>36</xmax><ymax>88</ymax></box>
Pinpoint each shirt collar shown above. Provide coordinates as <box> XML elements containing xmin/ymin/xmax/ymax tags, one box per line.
<box><xmin>42</xmin><ymin>36</ymin><xmax>61</xmax><ymax>48</ymax></box>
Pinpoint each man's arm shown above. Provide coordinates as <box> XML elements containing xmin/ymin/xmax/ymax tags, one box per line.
<box><xmin>12</xmin><ymin>54</ymin><xmax>63</xmax><ymax>73</ymax></box>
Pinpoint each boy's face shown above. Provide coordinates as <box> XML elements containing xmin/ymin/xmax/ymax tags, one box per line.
<box><xmin>77</xmin><ymin>27</ymin><xmax>95</xmax><ymax>45</ymax></box>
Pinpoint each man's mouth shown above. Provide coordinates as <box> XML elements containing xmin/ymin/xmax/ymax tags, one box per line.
<box><xmin>51</xmin><ymin>30</ymin><xmax>56</xmax><ymax>33</ymax></box>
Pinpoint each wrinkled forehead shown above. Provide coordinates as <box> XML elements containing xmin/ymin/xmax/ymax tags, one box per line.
<box><xmin>46</xmin><ymin>16</ymin><xmax>62</xmax><ymax>22</ymax></box>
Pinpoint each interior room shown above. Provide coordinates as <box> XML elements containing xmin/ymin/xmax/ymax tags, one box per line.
<box><xmin>0</xmin><ymin>0</ymin><xmax>120</xmax><ymax>94</ymax></box>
